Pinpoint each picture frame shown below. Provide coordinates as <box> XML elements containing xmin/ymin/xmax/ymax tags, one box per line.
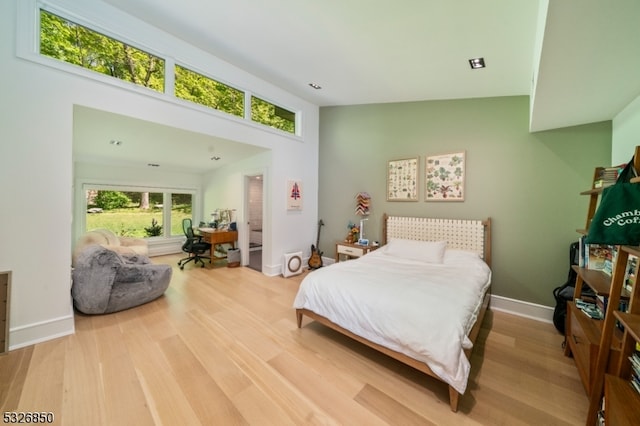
<box><xmin>387</xmin><ymin>157</ymin><xmax>419</xmax><ymax>201</ymax></box>
<box><xmin>425</xmin><ymin>151</ymin><xmax>465</xmax><ymax>201</ymax></box>
<box><xmin>287</xmin><ymin>179</ymin><xmax>303</xmax><ymax>210</ymax></box>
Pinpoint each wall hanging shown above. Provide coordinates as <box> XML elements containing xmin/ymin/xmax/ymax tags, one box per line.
<box><xmin>387</xmin><ymin>157</ymin><xmax>418</xmax><ymax>201</ymax></box>
<box><xmin>287</xmin><ymin>179</ymin><xmax>303</xmax><ymax>210</ymax></box>
<box><xmin>355</xmin><ymin>192</ymin><xmax>371</xmax><ymax>216</ymax></box>
<box><xmin>425</xmin><ymin>151</ymin><xmax>466</xmax><ymax>201</ymax></box>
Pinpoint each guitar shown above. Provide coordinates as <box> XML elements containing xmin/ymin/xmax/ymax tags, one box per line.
<box><xmin>308</xmin><ymin>219</ymin><xmax>324</xmax><ymax>269</ymax></box>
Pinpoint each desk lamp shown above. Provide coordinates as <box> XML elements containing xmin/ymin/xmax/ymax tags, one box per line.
<box><xmin>358</xmin><ymin>218</ymin><xmax>369</xmax><ymax>246</ymax></box>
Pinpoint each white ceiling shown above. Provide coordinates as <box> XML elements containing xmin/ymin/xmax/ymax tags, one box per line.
<box><xmin>76</xmin><ymin>0</ymin><xmax>640</xmax><ymax>171</ymax></box>
<box><xmin>74</xmin><ymin>106</ymin><xmax>268</xmax><ymax>174</ymax></box>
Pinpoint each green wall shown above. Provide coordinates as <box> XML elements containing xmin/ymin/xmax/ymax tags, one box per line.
<box><xmin>319</xmin><ymin>95</ymin><xmax>611</xmax><ymax>306</ymax></box>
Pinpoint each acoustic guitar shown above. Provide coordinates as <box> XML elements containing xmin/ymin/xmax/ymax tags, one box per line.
<box><xmin>308</xmin><ymin>219</ymin><xmax>324</xmax><ymax>269</ymax></box>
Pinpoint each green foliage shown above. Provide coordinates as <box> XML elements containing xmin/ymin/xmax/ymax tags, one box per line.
<box><xmin>251</xmin><ymin>96</ymin><xmax>295</xmax><ymax>133</ymax></box>
<box><xmin>39</xmin><ymin>10</ymin><xmax>164</xmax><ymax>92</ymax></box>
<box><xmin>39</xmin><ymin>9</ymin><xmax>297</xmax><ymax>134</ymax></box>
<box><xmin>87</xmin><ymin>208</ymin><xmax>190</xmax><ymax>238</ymax></box>
<box><xmin>175</xmin><ymin>65</ymin><xmax>244</xmax><ymax>117</ymax></box>
<box><xmin>93</xmin><ymin>191</ymin><xmax>131</xmax><ymax>210</ymax></box>
<box><xmin>144</xmin><ymin>218</ymin><xmax>163</xmax><ymax>237</ymax></box>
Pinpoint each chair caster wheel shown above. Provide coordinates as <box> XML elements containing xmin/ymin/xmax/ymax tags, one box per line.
<box><xmin>180</xmin><ymin>265</ymin><xmax>184</xmax><ymax>270</ymax></box>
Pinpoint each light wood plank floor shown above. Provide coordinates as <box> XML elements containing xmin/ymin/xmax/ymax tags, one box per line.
<box><xmin>0</xmin><ymin>254</ymin><xmax>588</xmax><ymax>425</ymax></box>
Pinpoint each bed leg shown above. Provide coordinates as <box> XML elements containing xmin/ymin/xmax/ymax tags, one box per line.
<box><xmin>296</xmin><ymin>310</ymin><xmax>303</xmax><ymax>328</ymax></box>
<box><xmin>448</xmin><ymin>386</ymin><xmax>459</xmax><ymax>412</ymax></box>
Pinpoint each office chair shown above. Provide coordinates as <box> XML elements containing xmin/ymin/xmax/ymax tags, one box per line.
<box><xmin>178</xmin><ymin>218</ymin><xmax>212</xmax><ymax>269</ymax></box>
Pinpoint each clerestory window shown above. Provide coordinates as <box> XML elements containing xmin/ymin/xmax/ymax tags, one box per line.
<box><xmin>174</xmin><ymin>65</ymin><xmax>244</xmax><ymax>118</ymax></box>
<box><xmin>39</xmin><ymin>9</ymin><xmax>165</xmax><ymax>93</ymax></box>
<box><xmin>251</xmin><ymin>96</ymin><xmax>296</xmax><ymax>134</ymax></box>
<box><xmin>37</xmin><ymin>6</ymin><xmax>299</xmax><ymax>136</ymax></box>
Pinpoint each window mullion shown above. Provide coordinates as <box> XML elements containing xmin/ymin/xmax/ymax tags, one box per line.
<box><xmin>165</xmin><ymin>57</ymin><xmax>175</xmax><ymax>96</ymax></box>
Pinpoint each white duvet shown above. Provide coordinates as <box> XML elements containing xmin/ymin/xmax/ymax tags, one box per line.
<box><xmin>292</xmin><ymin>248</ymin><xmax>491</xmax><ymax>394</ymax></box>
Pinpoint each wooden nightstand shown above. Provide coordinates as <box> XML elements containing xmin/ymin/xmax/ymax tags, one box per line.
<box><xmin>335</xmin><ymin>241</ymin><xmax>378</xmax><ymax>262</ymax></box>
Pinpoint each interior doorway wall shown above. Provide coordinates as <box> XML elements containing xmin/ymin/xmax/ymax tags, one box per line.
<box><xmin>246</xmin><ymin>174</ymin><xmax>263</xmax><ymax>272</ymax></box>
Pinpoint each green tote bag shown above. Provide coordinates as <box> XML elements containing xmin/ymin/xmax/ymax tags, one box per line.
<box><xmin>585</xmin><ymin>158</ymin><xmax>640</xmax><ymax>245</ymax></box>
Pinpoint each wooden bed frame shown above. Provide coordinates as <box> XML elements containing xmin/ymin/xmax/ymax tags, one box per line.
<box><xmin>296</xmin><ymin>214</ymin><xmax>492</xmax><ymax>412</ymax></box>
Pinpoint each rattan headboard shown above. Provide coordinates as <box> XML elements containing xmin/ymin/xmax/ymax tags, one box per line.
<box><xmin>382</xmin><ymin>214</ymin><xmax>492</xmax><ymax>267</ymax></box>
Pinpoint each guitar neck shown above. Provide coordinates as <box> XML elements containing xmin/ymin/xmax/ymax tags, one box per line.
<box><xmin>315</xmin><ymin>220</ymin><xmax>323</xmax><ymax>249</ymax></box>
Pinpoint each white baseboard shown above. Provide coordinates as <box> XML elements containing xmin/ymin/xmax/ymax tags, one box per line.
<box><xmin>490</xmin><ymin>294</ymin><xmax>554</xmax><ymax>324</ymax></box>
<box><xmin>148</xmin><ymin>238</ymin><xmax>183</xmax><ymax>257</ymax></box>
<box><xmin>9</xmin><ymin>313</ymin><xmax>75</xmax><ymax>351</ymax></box>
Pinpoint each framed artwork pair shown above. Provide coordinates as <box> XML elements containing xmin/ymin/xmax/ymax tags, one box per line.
<box><xmin>387</xmin><ymin>151</ymin><xmax>465</xmax><ymax>202</ymax></box>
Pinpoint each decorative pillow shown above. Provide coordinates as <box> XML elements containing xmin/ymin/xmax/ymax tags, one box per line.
<box><xmin>384</xmin><ymin>239</ymin><xmax>447</xmax><ymax>263</ymax></box>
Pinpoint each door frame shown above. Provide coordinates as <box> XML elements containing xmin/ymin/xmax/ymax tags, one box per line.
<box><xmin>243</xmin><ymin>171</ymin><xmax>265</xmax><ymax>271</ymax></box>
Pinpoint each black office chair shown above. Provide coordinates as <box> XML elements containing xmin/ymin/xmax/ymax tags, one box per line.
<box><xmin>178</xmin><ymin>218</ymin><xmax>212</xmax><ymax>269</ymax></box>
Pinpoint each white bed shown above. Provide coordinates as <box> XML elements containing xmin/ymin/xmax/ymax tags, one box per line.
<box><xmin>293</xmin><ymin>214</ymin><xmax>492</xmax><ymax>412</ymax></box>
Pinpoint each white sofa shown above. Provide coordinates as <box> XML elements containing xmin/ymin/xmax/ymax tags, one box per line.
<box><xmin>72</xmin><ymin>229</ymin><xmax>148</xmax><ymax>267</ymax></box>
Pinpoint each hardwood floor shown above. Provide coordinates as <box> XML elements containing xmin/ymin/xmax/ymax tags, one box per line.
<box><xmin>0</xmin><ymin>254</ymin><xmax>588</xmax><ymax>425</ymax></box>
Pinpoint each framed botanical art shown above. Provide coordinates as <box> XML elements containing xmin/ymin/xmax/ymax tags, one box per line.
<box><xmin>387</xmin><ymin>157</ymin><xmax>418</xmax><ymax>201</ymax></box>
<box><xmin>425</xmin><ymin>151</ymin><xmax>465</xmax><ymax>201</ymax></box>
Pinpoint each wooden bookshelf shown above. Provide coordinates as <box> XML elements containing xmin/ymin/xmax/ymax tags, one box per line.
<box><xmin>587</xmin><ymin>246</ymin><xmax>640</xmax><ymax>425</ymax></box>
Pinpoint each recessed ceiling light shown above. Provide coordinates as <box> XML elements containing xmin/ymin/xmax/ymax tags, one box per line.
<box><xmin>109</xmin><ymin>139</ymin><xmax>123</xmax><ymax>146</ymax></box>
<box><xmin>469</xmin><ymin>57</ymin><xmax>486</xmax><ymax>69</ymax></box>
<box><xmin>308</xmin><ymin>83</ymin><xmax>322</xmax><ymax>90</ymax></box>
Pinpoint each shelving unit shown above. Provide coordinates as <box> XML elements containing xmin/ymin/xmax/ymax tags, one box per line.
<box><xmin>564</xmin><ymin>266</ymin><xmax>623</xmax><ymax>395</ymax></box>
<box><xmin>586</xmin><ymin>245</ymin><xmax>640</xmax><ymax>425</ymax></box>
<box><xmin>564</xmin><ymin>166</ymin><xmax>626</xmax><ymax>396</ymax></box>
<box><xmin>564</xmin><ymin>146</ymin><xmax>640</xmax><ymax>425</ymax></box>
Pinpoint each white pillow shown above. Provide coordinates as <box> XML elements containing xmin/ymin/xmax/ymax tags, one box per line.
<box><xmin>384</xmin><ymin>239</ymin><xmax>447</xmax><ymax>263</ymax></box>
<box><xmin>443</xmin><ymin>249</ymin><xmax>481</xmax><ymax>264</ymax></box>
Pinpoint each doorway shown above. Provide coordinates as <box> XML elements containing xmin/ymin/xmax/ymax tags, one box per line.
<box><xmin>246</xmin><ymin>174</ymin><xmax>263</xmax><ymax>272</ymax></box>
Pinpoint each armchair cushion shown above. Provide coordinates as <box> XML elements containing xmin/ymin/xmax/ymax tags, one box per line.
<box><xmin>72</xmin><ymin>245</ymin><xmax>172</xmax><ymax>314</ymax></box>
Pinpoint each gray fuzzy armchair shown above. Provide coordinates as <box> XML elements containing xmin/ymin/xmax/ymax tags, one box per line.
<box><xmin>72</xmin><ymin>245</ymin><xmax>172</xmax><ymax>314</ymax></box>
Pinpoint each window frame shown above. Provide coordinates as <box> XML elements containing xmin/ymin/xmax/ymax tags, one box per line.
<box><xmin>21</xmin><ymin>1</ymin><xmax>303</xmax><ymax>138</ymax></box>
<box><xmin>174</xmin><ymin>63</ymin><xmax>245</xmax><ymax>118</ymax></box>
<box><xmin>79</xmin><ymin>182</ymin><xmax>200</xmax><ymax>242</ymax></box>
<box><xmin>39</xmin><ymin>9</ymin><xmax>167</xmax><ymax>94</ymax></box>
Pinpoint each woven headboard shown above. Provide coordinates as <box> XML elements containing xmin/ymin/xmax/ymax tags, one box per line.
<box><xmin>382</xmin><ymin>214</ymin><xmax>492</xmax><ymax>267</ymax></box>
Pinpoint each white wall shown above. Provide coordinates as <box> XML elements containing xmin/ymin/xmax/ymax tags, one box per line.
<box><xmin>1</xmin><ymin>0</ymin><xmax>319</xmax><ymax>349</ymax></box>
<box><xmin>613</xmin><ymin>95</ymin><xmax>640</xmax><ymax>164</ymax></box>
<box><xmin>203</xmin><ymin>139</ymin><xmax>319</xmax><ymax>276</ymax></box>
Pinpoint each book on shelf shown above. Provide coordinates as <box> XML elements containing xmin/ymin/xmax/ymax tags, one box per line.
<box><xmin>596</xmin><ymin>295</ymin><xmax>608</xmax><ymax>313</ymax></box>
<box><xmin>631</xmin><ymin>374</ymin><xmax>640</xmax><ymax>395</ymax></box>
<box><xmin>625</xmin><ymin>255</ymin><xmax>638</xmax><ymax>292</ymax></box>
<box><xmin>630</xmin><ymin>350</ymin><xmax>640</xmax><ymax>396</ymax></box>
<box><xmin>593</xmin><ymin>164</ymin><xmax>625</xmax><ymax>188</ymax></box>
<box><xmin>577</xmin><ymin>301</ymin><xmax>604</xmax><ymax>319</ymax></box>
<box><xmin>630</xmin><ymin>351</ymin><xmax>640</xmax><ymax>375</ymax></box>
<box><xmin>585</xmin><ymin>244</ymin><xmax>614</xmax><ymax>272</ymax></box>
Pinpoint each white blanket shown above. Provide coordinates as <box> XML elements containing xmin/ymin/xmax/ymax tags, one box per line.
<box><xmin>293</xmin><ymin>248</ymin><xmax>491</xmax><ymax>394</ymax></box>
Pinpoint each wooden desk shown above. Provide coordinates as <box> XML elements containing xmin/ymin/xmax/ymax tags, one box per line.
<box><xmin>198</xmin><ymin>228</ymin><xmax>238</xmax><ymax>262</ymax></box>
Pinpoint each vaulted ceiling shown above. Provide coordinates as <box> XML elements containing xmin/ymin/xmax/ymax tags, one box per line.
<box><xmin>100</xmin><ymin>0</ymin><xmax>640</xmax><ymax>131</ymax></box>
<box><xmin>76</xmin><ymin>1</ymin><xmax>640</xmax><ymax>172</ymax></box>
